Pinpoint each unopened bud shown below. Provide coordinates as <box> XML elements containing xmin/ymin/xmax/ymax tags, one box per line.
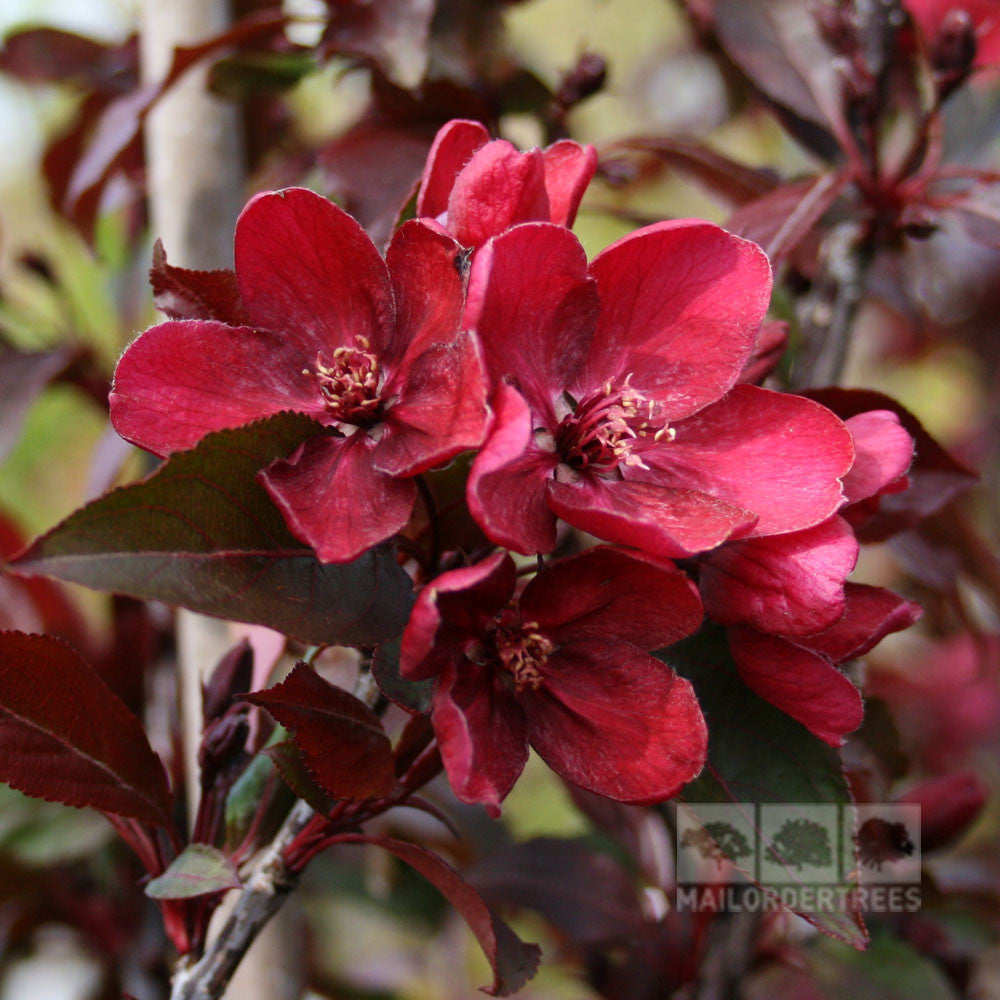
<box><xmin>202</xmin><ymin>638</ymin><xmax>254</xmax><ymax>723</ymax></box>
<box><xmin>816</xmin><ymin>0</ymin><xmax>859</xmax><ymax>56</ymax></box>
<box><xmin>932</xmin><ymin>8</ymin><xmax>977</xmax><ymax>91</ymax></box>
<box><xmin>199</xmin><ymin>709</ymin><xmax>251</xmax><ymax>787</ymax></box>
<box><xmin>555</xmin><ymin>53</ymin><xmax>607</xmax><ymax>109</ymax></box>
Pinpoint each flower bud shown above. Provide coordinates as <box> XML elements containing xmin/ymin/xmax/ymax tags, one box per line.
<box><xmin>555</xmin><ymin>52</ymin><xmax>607</xmax><ymax>109</ymax></box>
<box><xmin>202</xmin><ymin>638</ymin><xmax>253</xmax><ymax>723</ymax></box>
<box><xmin>198</xmin><ymin>709</ymin><xmax>251</xmax><ymax>788</ymax></box>
<box><xmin>932</xmin><ymin>8</ymin><xmax>977</xmax><ymax>96</ymax></box>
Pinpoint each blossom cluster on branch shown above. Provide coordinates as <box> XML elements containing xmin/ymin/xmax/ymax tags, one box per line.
<box><xmin>107</xmin><ymin>119</ymin><xmax>926</xmax><ymax>816</ymax></box>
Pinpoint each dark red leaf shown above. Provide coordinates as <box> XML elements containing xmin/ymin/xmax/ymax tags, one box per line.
<box><xmin>0</xmin><ymin>510</ymin><xmax>90</xmax><ymax>649</ymax></box>
<box><xmin>669</xmin><ymin>625</ymin><xmax>867</xmax><ymax>948</ymax></box>
<box><xmin>712</xmin><ymin>0</ymin><xmax>848</xmax><ymax>138</ymax></box>
<box><xmin>42</xmin><ymin>93</ymin><xmax>114</xmax><ymax>225</ymax></box>
<box><xmin>321</xmin><ymin>0</ymin><xmax>434</xmax><ymax>89</ymax></box>
<box><xmin>10</xmin><ymin>413</ymin><xmax>414</xmax><ymax>647</ymax></box>
<box><xmin>373</xmin><ymin>636</ymin><xmax>433</xmax><ymax>712</ymax></box>
<box><xmin>246</xmin><ymin>664</ymin><xmax>395</xmax><ymax>801</ymax></box>
<box><xmin>0</xmin><ymin>630</ymin><xmax>172</xmax><ymax>828</ymax></box>
<box><xmin>466</xmin><ymin>837</ymin><xmax>644</xmax><ymax>947</ymax></box>
<box><xmin>0</xmin><ymin>29</ymin><xmax>137</xmax><ymax>91</ymax></box>
<box><xmin>727</xmin><ymin>171</ymin><xmax>848</xmax><ymax>264</ymax></box>
<box><xmin>64</xmin><ymin>10</ymin><xmax>287</xmax><ymax>239</ymax></box>
<box><xmin>333</xmin><ymin>834</ymin><xmax>541</xmax><ymax>996</ymax></box>
<box><xmin>263</xmin><ymin>740</ymin><xmax>336</xmax><ymax>815</ymax></box>
<box><xmin>149</xmin><ymin>240</ymin><xmax>249</xmax><ymax>325</ymax></box>
<box><xmin>0</xmin><ymin>347</ymin><xmax>73</xmax><ymax>463</ymax></box>
<box><xmin>318</xmin><ymin>124</ymin><xmax>431</xmax><ymax>245</ymax></box>
<box><xmin>607</xmin><ymin>136</ymin><xmax>777</xmax><ymax>205</ymax></box>
<box><xmin>565</xmin><ymin>784</ymin><xmax>675</xmax><ymax>887</ymax></box>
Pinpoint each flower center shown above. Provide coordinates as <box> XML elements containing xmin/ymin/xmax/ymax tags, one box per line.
<box><xmin>302</xmin><ymin>336</ymin><xmax>382</xmax><ymax>427</ymax></box>
<box><xmin>491</xmin><ymin>613</ymin><xmax>553</xmax><ymax>693</ymax></box>
<box><xmin>553</xmin><ymin>375</ymin><xmax>674</xmax><ymax>473</ymax></box>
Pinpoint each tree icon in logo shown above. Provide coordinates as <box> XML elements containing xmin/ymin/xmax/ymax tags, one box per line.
<box><xmin>681</xmin><ymin>821</ymin><xmax>753</xmax><ymax>870</ymax></box>
<box><xmin>855</xmin><ymin>817</ymin><xmax>915</xmax><ymax>870</ymax></box>
<box><xmin>766</xmin><ymin>818</ymin><xmax>833</xmax><ymax>870</ymax></box>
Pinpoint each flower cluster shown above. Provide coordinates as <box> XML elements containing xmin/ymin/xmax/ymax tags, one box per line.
<box><xmin>110</xmin><ymin>120</ymin><xmax>925</xmax><ymax>813</ymax></box>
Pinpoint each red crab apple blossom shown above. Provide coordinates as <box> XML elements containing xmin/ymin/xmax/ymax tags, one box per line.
<box><xmin>417</xmin><ymin>118</ymin><xmax>598</xmax><ymax>249</ymax></box>
<box><xmin>726</xmin><ymin>586</ymin><xmax>922</xmax><ymax>747</ymax></box>
<box><xmin>110</xmin><ymin>187</ymin><xmax>489</xmax><ymax>562</ymax></box>
<box><xmin>700</xmin><ymin>408</ymin><xmax>916</xmax><ymax>745</ymax></box>
<box><xmin>464</xmin><ymin>222</ymin><xmax>855</xmax><ymax>557</ymax></box>
<box><xmin>400</xmin><ymin>547</ymin><xmax>707</xmax><ymax>815</ymax></box>
<box><xmin>700</xmin><ymin>408</ymin><xmax>915</xmax><ymax>639</ymax></box>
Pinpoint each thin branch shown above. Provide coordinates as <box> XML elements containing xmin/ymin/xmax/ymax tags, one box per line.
<box><xmin>169</xmin><ymin>800</ymin><xmax>315</xmax><ymax>1000</ymax></box>
<box><xmin>169</xmin><ymin>662</ymin><xmax>399</xmax><ymax>998</ymax></box>
<box><xmin>790</xmin><ymin>221</ymin><xmax>873</xmax><ymax>390</ymax></box>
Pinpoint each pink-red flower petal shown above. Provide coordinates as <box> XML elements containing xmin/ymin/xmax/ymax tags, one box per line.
<box><xmin>400</xmin><ymin>552</ymin><xmax>516</xmax><ymax>682</ymax></box>
<box><xmin>841</xmin><ymin>411</ymin><xmax>914</xmax><ymax>505</ymax></box>
<box><xmin>578</xmin><ymin>221</ymin><xmax>773</xmax><ymax>420</ymax></box>
<box><xmin>261</xmin><ymin>433</ymin><xmax>416</xmax><ymax>563</ymax></box>
<box><xmin>700</xmin><ymin>516</ymin><xmax>859</xmax><ymax>637</ymax></box>
<box><xmin>643</xmin><ymin>385</ymin><xmax>854</xmax><ymax>536</ymax></box>
<box><xmin>523</xmin><ymin>640</ymin><xmax>707</xmax><ymax>802</ymax></box>
<box><xmin>417</xmin><ymin>119</ymin><xmax>490</xmax><ymax>219</ymax></box>
<box><xmin>540</xmin><ymin>140</ymin><xmax>598</xmax><ymax>226</ymax></box>
<box><xmin>382</xmin><ymin>219</ymin><xmax>467</xmax><ymax>374</ymax></box>
<box><xmin>234</xmin><ymin>188</ymin><xmax>394</xmax><ymax>356</ymax></box>
<box><xmin>464</xmin><ymin>224</ymin><xmax>598</xmax><ymax>421</ymax></box>
<box><xmin>804</xmin><ymin>583</ymin><xmax>922</xmax><ymax>663</ymax></box>
<box><xmin>521</xmin><ymin>546</ymin><xmax>703</xmax><ymax>649</ymax></box>
<box><xmin>547</xmin><ymin>474</ymin><xmax>756</xmax><ymax>559</ymax></box>
<box><xmin>110</xmin><ymin>320</ymin><xmax>326</xmax><ymax>456</ymax></box>
<box><xmin>447</xmin><ymin>142</ymin><xmax>551</xmax><ymax>249</ymax></box>
<box><xmin>467</xmin><ymin>382</ymin><xmax>560</xmax><ymax>554</ymax></box>
<box><xmin>433</xmin><ymin>659</ymin><xmax>530</xmax><ymax>817</ymax></box>
<box><xmin>738</xmin><ymin>320</ymin><xmax>789</xmax><ymax>385</ymax></box>
<box><xmin>806</xmin><ymin>387</ymin><xmax>977</xmax><ymax>541</ymax></box>
<box><xmin>375</xmin><ymin>334</ymin><xmax>490</xmax><ymax>478</ymax></box>
<box><xmin>727</xmin><ymin>626</ymin><xmax>864</xmax><ymax>746</ymax></box>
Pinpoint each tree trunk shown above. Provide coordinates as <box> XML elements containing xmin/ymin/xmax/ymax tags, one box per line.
<box><xmin>139</xmin><ymin>4</ymin><xmax>303</xmax><ymax>997</ymax></box>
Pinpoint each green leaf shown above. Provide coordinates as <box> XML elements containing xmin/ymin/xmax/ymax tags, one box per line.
<box><xmin>808</xmin><ymin>931</ymin><xmax>960</xmax><ymax>1000</ymax></box>
<box><xmin>224</xmin><ymin>725</ymin><xmax>290</xmax><ymax>851</ymax></box>
<box><xmin>145</xmin><ymin>843</ymin><xmax>241</xmax><ymax>900</ymax></box>
<box><xmin>10</xmin><ymin>413</ymin><xmax>414</xmax><ymax>647</ymax></box>
<box><xmin>0</xmin><ymin>785</ymin><xmax>110</xmax><ymax>866</ymax></box>
<box><xmin>0</xmin><ymin>630</ymin><xmax>173</xmax><ymax>830</ymax></box>
<box><xmin>662</xmin><ymin>625</ymin><xmax>866</xmax><ymax>948</ymax></box>
<box><xmin>209</xmin><ymin>51</ymin><xmax>318</xmax><ymax>98</ymax></box>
